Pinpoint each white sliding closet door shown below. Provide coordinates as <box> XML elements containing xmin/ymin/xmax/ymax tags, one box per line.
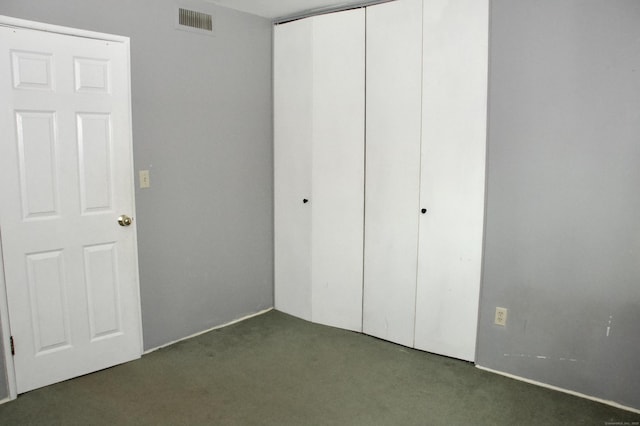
<box><xmin>311</xmin><ymin>10</ymin><xmax>365</xmax><ymax>331</ymax></box>
<box><xmin>274</xmin><ymin>19</ymin><xmax>313</xmax><ymax>321</ymax></box>
<box><xmin>414</xmin><ymin>0</ymin><xmax>488</xmax><ymax>361</ymax></box>
<box><xmin>274</xmin><ymin>10</ymin><xmax>365</xmax><ymax>331</ymax></box>
<box><xmin>363</xmin><ymin>0</ymin><xmax>423</xmax><ymax>347</ymax></box>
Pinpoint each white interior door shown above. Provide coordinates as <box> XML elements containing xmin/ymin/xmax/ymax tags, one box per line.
<box><xmin>414</xmin><ymin>0</ymin><xmax>488</xmax><ymax>361</ymax></box>
<box><xmin>310</xmin><ymin>9</ymin><xmax>364</xmax><ymax>332</ymax></box>
<box><xmin>363</xmin><ymin>0</ymin><xmax>423</xmax><ymax>347</ymax></box>
<box><xmin>273</xmin><ymin>18</ymin><xmax>313</xmax><ymax>321</ymax></box>
<box><xmin>0</xmin><ymin>22</ymin><xmax>142</xmax><ymax>393</ymax></box>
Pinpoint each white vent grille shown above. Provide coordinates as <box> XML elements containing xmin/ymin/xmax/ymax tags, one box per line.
<box><xmin>178</xmin><ymin>8</ymin><xmax>213</xmax><ymax>32</ymax></box>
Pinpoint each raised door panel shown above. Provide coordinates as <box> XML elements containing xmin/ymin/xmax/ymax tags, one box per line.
<box><xmin>25</xmin><ymin>250</ymin><xmax>71</xmax><ymax>354</ymax></box>
<box><xmin>363</xmin><ymin>0</ymin><xmax>424</xmax><ymax>347</ymax></box>
<box><xmin>11</xmin><ymin>50</ymin><xmax>54</xmax><ymax>90</ymax></box>
<box><xmin>74</xmin><ymin>58</ymin><xmax>110</xmax><ymax>94</ymax></box>
<box><xmin>273</xmin><ymin>18</ymin><xmax>313</xmax><ymax>321</ymax></box>
<box><xmin>310</xmin><ymin>9</ymin><xmax>365</xmax><ymax>332</ymax></box>
<box><xmin>15</xmin><ymin>111</ymin><xmax>59</xmax><ymax>219</ymax></box>
<box><xmin>83</xmin><ymin>243</ymin><xmax>122</xmax><ymax>340</ymax></box>
<box><xmin>77</xmin><ymin>113</ymin><xmax>113</xmax><ymax>213</ymax></box>
<box><xmin>414</xmin><ymin>0</ymin><xmax>489</xmax><ymax>361</ymax></box>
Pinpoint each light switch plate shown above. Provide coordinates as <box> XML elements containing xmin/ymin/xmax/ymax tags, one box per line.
<box><xmin>139</xmin><ymin>170</ymin><xmax>150</xmax><ymax>188</ymax></box>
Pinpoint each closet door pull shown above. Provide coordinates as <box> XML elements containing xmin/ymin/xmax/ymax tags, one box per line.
<box><xmin>303</xmin><ymin>198</ymin><xmax>309</xmax><ymax>204</ymax></box>
<box><xmin>421</xmin><ymin>208</ymin><xmax>427</xmax><ymax>214</ymax></box>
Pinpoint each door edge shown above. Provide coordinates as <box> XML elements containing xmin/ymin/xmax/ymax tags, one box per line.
<box><xmin>0</xmin><ymin>227</ymin><xmax>18</xmax><ymax>400</ymax></box>
<box><xmin>0</xmin><ymin>15</ymin><xmax>129</xmax><ymax>44</ymax></box>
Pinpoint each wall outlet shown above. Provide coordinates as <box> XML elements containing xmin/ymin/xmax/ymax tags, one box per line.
<box><xmin>494</xmin><ymin>307</ymin><xmax>508</xmax><ymax>326</ymax></box>
<box><xmin>139</xmin><ymin>170</ymin><xmax>150</xmax><ymax>188</ymax></box>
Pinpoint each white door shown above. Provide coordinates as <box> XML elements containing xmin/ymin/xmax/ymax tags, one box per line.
<box><xmin>363</xmin><ymin>0</ymin><xmax>423</xmax><ymax>347</ymax></box>
<box><xmin>274</xmin><ymin>10</ymin><xmax>365</xmax><ymax>331</ymax></box>
<box><xmin>274</xmin><ymin>17</ymin><xmax>314</xmax><ymax>321</ymax></box>
<box><xmin>0</xmin><ymin>22</ymin><xmax>142</xmax><ymax>393</ymax></box>
<box><xmin>414</xmin><ymin>0</ymin><xmax>488</xmax><ymax>362</ymax></box>
<box><xmin>310</xmin><ymin>9</ymin><xmax>364</xmax><ymax>332</ymax></box>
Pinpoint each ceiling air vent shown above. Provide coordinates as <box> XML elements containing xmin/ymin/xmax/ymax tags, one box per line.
<box><xmin>176</xmin><ymin>7</ymin><xmax>214</xmax><ymax>36</ymax></box>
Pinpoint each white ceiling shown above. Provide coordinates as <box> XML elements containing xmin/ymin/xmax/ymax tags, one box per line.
<box><xmin>206</xmin><ymin>0</ymin><xmax>377</xmax><ymax>20</ymax></box>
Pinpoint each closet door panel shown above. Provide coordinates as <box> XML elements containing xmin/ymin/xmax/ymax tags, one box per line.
<box><xmin>274</xmin><ymin>19</ymin><xmax>313</xmax><ymax>321</ymax></box>
<box><xmin>363</xmin><ymin>0</ymin><xmax>424</xmax><ymax>347</ymax></box>
<box><xmin>311</xmin><ymin>9</ymin><xmax>365</xmax><ymax>331</ymax></box>
<box><xmin>414</xmin><ymin>0</ymin><xmax>489</xmax><ymax>361</ymax></box>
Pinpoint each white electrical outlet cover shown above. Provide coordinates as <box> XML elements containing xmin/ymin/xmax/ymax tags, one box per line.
<box><xmin>495</xmin><ymin>307</ymin><xmax>508</xmax><ymax>326</ymax></box>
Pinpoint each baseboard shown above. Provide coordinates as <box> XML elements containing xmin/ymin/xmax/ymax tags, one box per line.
<box><xmin>476</xmin><ymin>365</ymin><xmax>640</xmax><ymax>415</ymax></box>
<box><xmin>143</xmin><ymin>307</ymin><xmax>274</xmax><ymax>355</ymax></box>
<box><xmin>0</xmin><ymin>396</ymin><xmax>15</xmax><ymax>405</ymax></box>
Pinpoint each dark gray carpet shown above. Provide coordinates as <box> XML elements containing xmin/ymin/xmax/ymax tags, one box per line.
<box><xmin>0</xmin><ymin>310</ymin><xmax>638</xmax><ymax>425</ymax></box>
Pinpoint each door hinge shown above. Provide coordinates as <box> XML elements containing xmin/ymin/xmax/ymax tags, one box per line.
<box><xmin>10</xmin><ymin>336</ymin><xmax>15</xmax><ymax>356</ymax></box>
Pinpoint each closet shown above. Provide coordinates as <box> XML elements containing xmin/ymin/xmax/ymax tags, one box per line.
<box><xmin>274</xmin><ymin>0</ymin><xmax>488</xmax><ymax>362</ymax></box>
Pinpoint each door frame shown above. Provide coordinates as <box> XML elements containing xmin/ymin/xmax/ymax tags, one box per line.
<box><xmin>0</xmin><ymin>15</ymin><xmax>140</xmax><ymax>402</ymax></box>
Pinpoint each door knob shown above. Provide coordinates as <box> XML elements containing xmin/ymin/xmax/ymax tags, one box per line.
<box><xmin>303</xmin><ymin>199</ymin><xmax>309</xmax><ymax>204</ymax></box>
<box><xmin>421</xmin><ymin>208</ymin><xmax>427</xmax><ymax>214</ymax></box>
<box><xmin>118</xmin><ymin>215</ymin><xmax>133</xmax><ymax>227</ymax></box>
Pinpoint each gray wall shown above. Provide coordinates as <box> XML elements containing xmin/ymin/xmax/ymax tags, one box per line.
<box><xmin>0</xmin><ymin>0</ymin><xmax>273</xmax><ymax>399</ymax></box>
<box><xmin>478</xmin><ymin>0</ymin><xmax>640</xmax><ymax>410</ymax></box>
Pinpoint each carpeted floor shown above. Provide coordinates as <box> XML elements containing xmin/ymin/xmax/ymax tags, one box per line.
<box><xmin>0</xmin><ymin>310</ymin><xmax>638</xmax><ymax>425</ymax></box>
